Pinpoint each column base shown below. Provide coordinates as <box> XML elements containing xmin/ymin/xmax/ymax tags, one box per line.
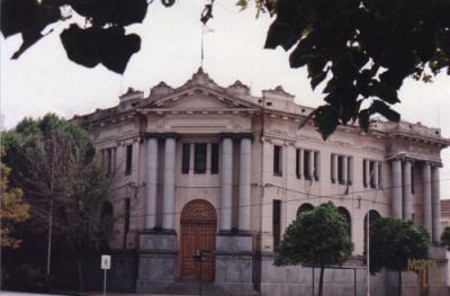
<box><xmin>136</xmin><ymin>231</ymin><xmax>178</xmax><ymax>292</ymax></box>
<box><xmin>215</xmin><ymin>233</ymin><xmax>254</xmax><ymax>295</ymax></box>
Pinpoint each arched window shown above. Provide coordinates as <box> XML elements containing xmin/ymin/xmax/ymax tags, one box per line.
<box><xmin>363</xmin><ymin>210</ymin><xmax>381</xmax><ymax>251</ymax></box>
<box><xmin>297</xmin><ymin>203</ymin><xmax>314</xmax><ymax>216</ymax></box>
<box><xmin>337</xmin><ymin>206</ymin><xmax>352</xmax><ymax>238</ymax></box>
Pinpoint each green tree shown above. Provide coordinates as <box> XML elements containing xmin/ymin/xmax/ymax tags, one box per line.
<box><xmin>369</xmin><ymin>217</ymin><xmax>429</xmax><ymax>296</ymax></box>
<box><xmin>275</xmin><ymin>202</ymin><xmax>353</xmax><ymax>296</ymax></box>
<box><xmin>0</xmin><ymin>150</ymin><xmax>30</xmax><ymax>249</ymax></box>
<box><xmin>440</xmin><ymin>226</ymin><xmax>450</xmax><ymax>251</ymax></box>
<box><xmin>1</xmin><ymin>113</ymin><xmax>115</xmax><ymax>290</ymax></box>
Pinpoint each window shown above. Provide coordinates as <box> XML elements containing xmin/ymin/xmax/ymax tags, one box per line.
<box><xmin>337</xmin><ymin>155</ymin><xmax>345</xmax><ymax>184</ymax></box>
<box><xmin>124</xmin><ymin>198</ymin><xmax>131</xmax><ymax>233</ymax></box>
<box><xmin>182</xmin><ymin>143</ymin><xmax>190</xmax><ymax>174</ymax></box>
<box><xmin>314</xmin><ymin>151</ymin><xmax>320</xmax><ymax>181</ymax></box>
<box><xmin>378</xmin><ymin>162</ymin><xmax>383</xmax><ymax>189</ymax></box>
<box><xmin>273</xmin><ymin>200</ymin><xmax>281</xmax><ymax>250</ymax></box>
<box><xmin>331</xmin><ymin>154</ymin><xmax>336</xmax><ymax>183</ymax></box>
<box><xmin>102</xmin><ymin>148</ymin><xmax>114</xmax><ymax>177</ymax></box>
<box><xmin>295</xmin><ymin>149</ymin><xmax>301</xmax><ymax>179</ymax></box>
<box><xmin>125</xmin><ymin>144</ymin><xmax>132</xmax><ymax>175</ymax></box>
<box><xmin>304</xmin><ymin>150</ymin><xmax>311</xmax><ymax>180</ymax></box>
<box><xmin>411</xmin><ymin>165</ymin><xmax>415</xmax><ymax>194</ymax></box>
<box><xmin>297</xmin><ymin>203</ymin><xmax>314</xmax><ymax>216</ymax></box>
<box><xmin>338</xmin><ymin>207</ymin><xmax>351</xmax><ymax>238</ymax></box>
<box><xmin>194</xmin><ymin>143</ymin><xmax>207</xmax><ymax>174</ymax></box>
<box><xmin>363</xmin><ymin>159</ymin><xmax>380</xmax><ymax>189</ymax></box>
<box><xmin>363</xmin><ymin>160</ymin><xmax>368</xmax><ymax>187</ymax></box>
<box><xmin>347</xmin><ymin>157</ymin><xmax>353</xmax><ymax>185</ymax></box>
<box><xmin>273</xmin><ymin>145</ymin><xmax>282</xmax><ymax>176</ymax></box>
<box><xmin>211</xmin><ymin>143</ymin><xmax>219</xmax><ymax>174</ymax></box>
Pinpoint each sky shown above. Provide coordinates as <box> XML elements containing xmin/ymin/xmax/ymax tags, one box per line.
<box><xmin>1</xmin><ymin>1</ymin><xmax>450</xmax><ymax>198</ymax></box>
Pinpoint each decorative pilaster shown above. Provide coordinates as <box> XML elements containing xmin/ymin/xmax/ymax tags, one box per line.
<box><xmin>422</xmin><ymin>162</ymin><xmax>432</xmax><ymax>235</ymax></box>
<box><xmin>162</xmin><ymin>135</ymin><xmax>176</xmax><ymax>231</ymax></box>
<box><xmin>220</xmin><ymin>135</ymin><xmax>233</xmax><ymax>232</ymax></box>
<box><xmin>391</xmin><ymin>159</ymin><xmax>403</xmax><ymax>218</ymax></box>
<box><xmin>431</xmin><ymin>165</ymin><xmax>441</xmax><ymax>242</ymax></box>
<box><xmin>403</xmin><ymin>160</ymin><xmax>413</xmax><ymax>220</ymax></box>
<box><xmin>238</xmin><ymin>136</ymin><xmax>252</xmax><ymax>232</ymax></box>
<box><xmin>144</xmin><ymin>136</ymin><xmax>158</xmax><ymax>230</ymax></box>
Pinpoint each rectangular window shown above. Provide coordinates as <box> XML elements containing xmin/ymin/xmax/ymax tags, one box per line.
<box><xmin>125</xmin><ymin>144</ymin><xmax>132</xmax><ymax>175</ymax></box>
<box><xmin>347</xmin><ymin>157</ymin><xmax>353</xmax><ymax>185</ymax></box>
<box><xmin>124</xmin><ymin>198</ymin><xmax>131</xmax><ymax>233</ymax></box>
<box><xmin>103</xmin><ymin>148</ymin><xmax>113</xmax><ymax>177</ymax></box>
<box><xmin>411</xmin><ymin>165</ymin><xmax>415</xmax><ymax>194</ymax></box>
<box><xmin>337</xmin><ymin>155</ymin><xmax>344</xmax><ymax>184</ymax></box>
<box><xmin>314</xmin><ymin>151</ymin><xmax>320</xmax><ymax>181</ymax></box>
<box><xmin>211</xmin><ymin>143</ymin><xmax>219</xmax><ymax>174</ymax></box>
<box><xmin>363</xmin><ymin>160</ymin><xmax>367</xmax><ymax>187</ymax></box>
<box><xmin>273</xmin><ymin>145</ymin><xmax>282</xmax><ymax>176</ymax></box>
<box><xmin>182</xmin><ymin>143</ymin><xmax>190</xmax><ymax>174</ymax></box>
<box><xmin>273</xmin><ymin>200</ymin><xmax>281</xmax><ymax>251</ymax></box>
<box><xmin>304</xmin><ymin>150</ymin><xmax>311</xmax><ymax>180</ymax></box>
<box><xmin>194</xmin><ymin>143</ymin><xmax>207</xmax><ymax>174</ymax></box>
<box><xmin>296</xmin><ymin>149</ymin><xmax>301</xmax><ymax>179</ymax></box>
<box><xmin>378</xmin><ymin>162</ymin><xmax>383</xmax><ymax>189</ymax></box>
<box><xmin>369</xmin><ymin>161</ymin><xmax>376</xmax><ymax>188</ymax></box>
<box><xmin>331</xmin><ymin>154</ymin><xmax>336</xmax><ymax>183</ymax></box>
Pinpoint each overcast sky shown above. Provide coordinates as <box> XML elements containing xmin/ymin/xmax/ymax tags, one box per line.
<box><xmin>1</xmin><ymin>1</ymin><xmax>450</xmax><ymax>198</ymax></box>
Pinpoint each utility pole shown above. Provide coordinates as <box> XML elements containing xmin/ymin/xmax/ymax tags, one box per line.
<box><xmin>46</xmin><ymin>135</ymin><xmax>56</xmax><ymax>276</ymax></box>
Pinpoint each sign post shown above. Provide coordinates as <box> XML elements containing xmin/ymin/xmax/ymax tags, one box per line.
<box><xmin>101</xmin><ymin>255</ymin><xmax>111</xmax><ymax>296</ymax></box>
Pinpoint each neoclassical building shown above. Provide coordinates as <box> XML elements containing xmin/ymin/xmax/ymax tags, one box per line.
<box><xmin>73</xmin><ymin>68</ymin><xmax>449</xmax><ymax>296</ymax></box>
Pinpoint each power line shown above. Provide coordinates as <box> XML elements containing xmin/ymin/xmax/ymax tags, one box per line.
<box><xmin>108</xmin><ymin>176</ymin><xmax>450</xmax><ymax>220</ymax></box>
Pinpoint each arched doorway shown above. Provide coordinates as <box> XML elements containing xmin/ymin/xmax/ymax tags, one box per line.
<box><xmin>180</xmin><ymin>199</ymin><xmax>217</xmax><ymax>282</ymax></box>
<box><xmin>297</xmin><ymin>203</ymin><xmax>314</xmax><ymax>216</ymax></box>
<box><xmin>337</xmin><ymin>206</ymin><xmax>352</xmax><ymax>238</ymax></box>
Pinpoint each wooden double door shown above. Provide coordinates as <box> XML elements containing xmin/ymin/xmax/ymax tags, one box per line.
<box><xmin>180</xmin><ymin>199</ymin><xmax>217</xmax><ymax>282</ymax></box>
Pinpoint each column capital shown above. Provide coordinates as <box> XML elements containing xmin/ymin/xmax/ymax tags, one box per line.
<box><xmin>144</xmin><ymin>132</ymin><xmax>161</xmax><ymax>139</ymax></box>
<box><xmin>161</xmin><ymin>133</ymin><xmax>179</xmax><ymax>140</ymax></box>
<box><xmin>237</xmin><ymin>133</ymin><xmax>254</xmax><ymax>140</ymax></box>
<box><xmin>143</xmin><ymin>132</ymin><xmax>180</xmax><ymax>140</ymax></box>
<box><xmin>219</xmin><ymin>132</ymin><xmax>237</xmax><ymax>140</ymax></box>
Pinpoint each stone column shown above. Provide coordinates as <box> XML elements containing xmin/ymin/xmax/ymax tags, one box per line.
<box><xmin>220</xmin><ymin>135</ymin><xmax>233</xmax><ymax>232</ymax></box>
<box><xmin>403</xmin><ymin>160</ymin><xmax>413</xmax><ymax>220</ymax></box>
<box><xmin>239</xmin><ymin>136</ymin><xmax>252</xmax><ymax>232</ymax></box>
<box><xmin>431</xmin><ymin>165</ymin><xmax>441</xmax><ymax>242</ymax></box>
<box><xmin>144</xmin><ymin>136</ymin><xmax>158</xmax><ymax>230</ymax></box>
<box><xmin>162</xmin><ymin>135</ymin><xmax>176</xmax><ymax>231</ymax></box>
<box><xmin>422</xmin><ymin>162</ymin><xmax>432</xmax><ymax>235</ymax></box>
<box><xmin>391</xmin><ymin>159</ymin><xmax>403</xmax><ymax>218</ymax></box>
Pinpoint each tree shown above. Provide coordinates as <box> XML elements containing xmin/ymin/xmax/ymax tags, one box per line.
<box><xmin>0</xmin><ymin>150</ymin><xmax>30</xmax><ymax>249</ymax></box>
<box><xmin>369</xmin><ymin>217</ymin><xmax>429</xmax><ymax>296</ymax></box>
<box><xmin>440</xmin><ymin>226</ymin><xmax>450</xmax><ymax>251</ymax></box>
<box><xmin>1</xmin><ymin>114</ymin><xmax>115</xmax><ymax>290</ymax></box>
<box><xmin>274</xmin><ymin>202</ymin><xmax>353</xmax><ymax>296</ymax></box>
<box><xmin>2</xmin><ymin>1</ymin><xmax>450</xmax><ymax>137</ymax></box>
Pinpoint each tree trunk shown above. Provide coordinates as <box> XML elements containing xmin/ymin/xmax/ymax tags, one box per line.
<box><xmin>77</xmin><ymin>258</ymin><xmax>84</xmax><ymax>292</ymax></box>
<box><xmin>318</xmin><ymin>265</ymin><xmax>325</xmax><ymax>296</ymax></box>
<box><xmin>398</xmin><ymin>270</ymin><xmax>402</xmax><ymax>296</ymax></box>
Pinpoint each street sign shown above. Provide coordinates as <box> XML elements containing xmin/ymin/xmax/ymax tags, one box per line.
<box><xmin>101</xmin><ymin>255</ymin><xmax>111</xmax><ymax>270</ymax></box>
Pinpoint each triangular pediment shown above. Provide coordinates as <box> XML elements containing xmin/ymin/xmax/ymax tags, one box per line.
<box><xmin>143</xmin><ymin>86</ymin><xmax>258</xmax><ymax>110</ymax></box>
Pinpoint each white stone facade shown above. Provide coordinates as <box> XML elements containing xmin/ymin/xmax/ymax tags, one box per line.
<box><xmin>73</xmin><ymin>68</ymin><xmax>450</xmax><ymax>295</ymax></box>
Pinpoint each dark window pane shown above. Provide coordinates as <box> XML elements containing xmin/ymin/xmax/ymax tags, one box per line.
<box><xmin>369</xmin><ymin>161</ymin><xmax>375</xmax><ymax>188</ymax></box>
<box><xmin>194</xmin><ymin>143</ymin><xmax>207</xmax><ymax>174</ymax></box>
<box><xmin>211</xmin><ymin>143</ymin><xmax>219</xmax><ymax>174</ymax></box>
<box><xmin>304</xmin><ymin>150</ymin><xmax>311</xmax><ymax>180</ymax></box>
<box><xmin>182</xmin><ymin>143</ymin><xmax>190</xmax><ymax>174</ymax></box>
<box><xmin>331</xmin><ymin>155</ymin><xmax>335</xmax><ymax>183</ymax></box>
<box><xmin>337</xmin><ymin>156</ymin><xmax>344</xmax><ymax>184</ymax></box>
<box><xmin>124</xmin><ymin>198</ymin><xmax>130</xmax><ymax>233</ymax></box>
<box><xmin>125</xmin><ymin>145</ymin><xmax>132</xmax><ymax>175</ymax></box>
<box><xmin>296</xmin><ymin>149</ymin><xmax>301</xmax><ymax>179</ymax></box>
<box><xmin>363</xmin><ymin>160</ymin><xmax>367</xmax><ymax>187</ymax></box>
<box><xmin>273</xmin><ymin>200</ymin><xmax>281</xmax><ymax>250</ymax></box>
<box><xmin>347</xmin><ymin>157</ymin><xmax>352</xmax><ymax>185</ymax></box>
<box><xmin>273</xmin><ymin>145</ymin><xmax>282</xmax><ymax>176</ymax></box>
<box><xmin>314</xmin><ymin>151</ymin><xmax>319</xmax><ymax>181</ymax></box>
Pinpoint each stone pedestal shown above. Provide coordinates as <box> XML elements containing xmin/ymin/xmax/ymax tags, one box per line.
<box><xmin>215</xmin><ymin>233</ymin><xmax>254</xmax><ymax>295</ymax></box>
<box><xmin>136</xmin><ymin>231</ymin><xmax>178</xmax><ymax>292</ymax></box>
